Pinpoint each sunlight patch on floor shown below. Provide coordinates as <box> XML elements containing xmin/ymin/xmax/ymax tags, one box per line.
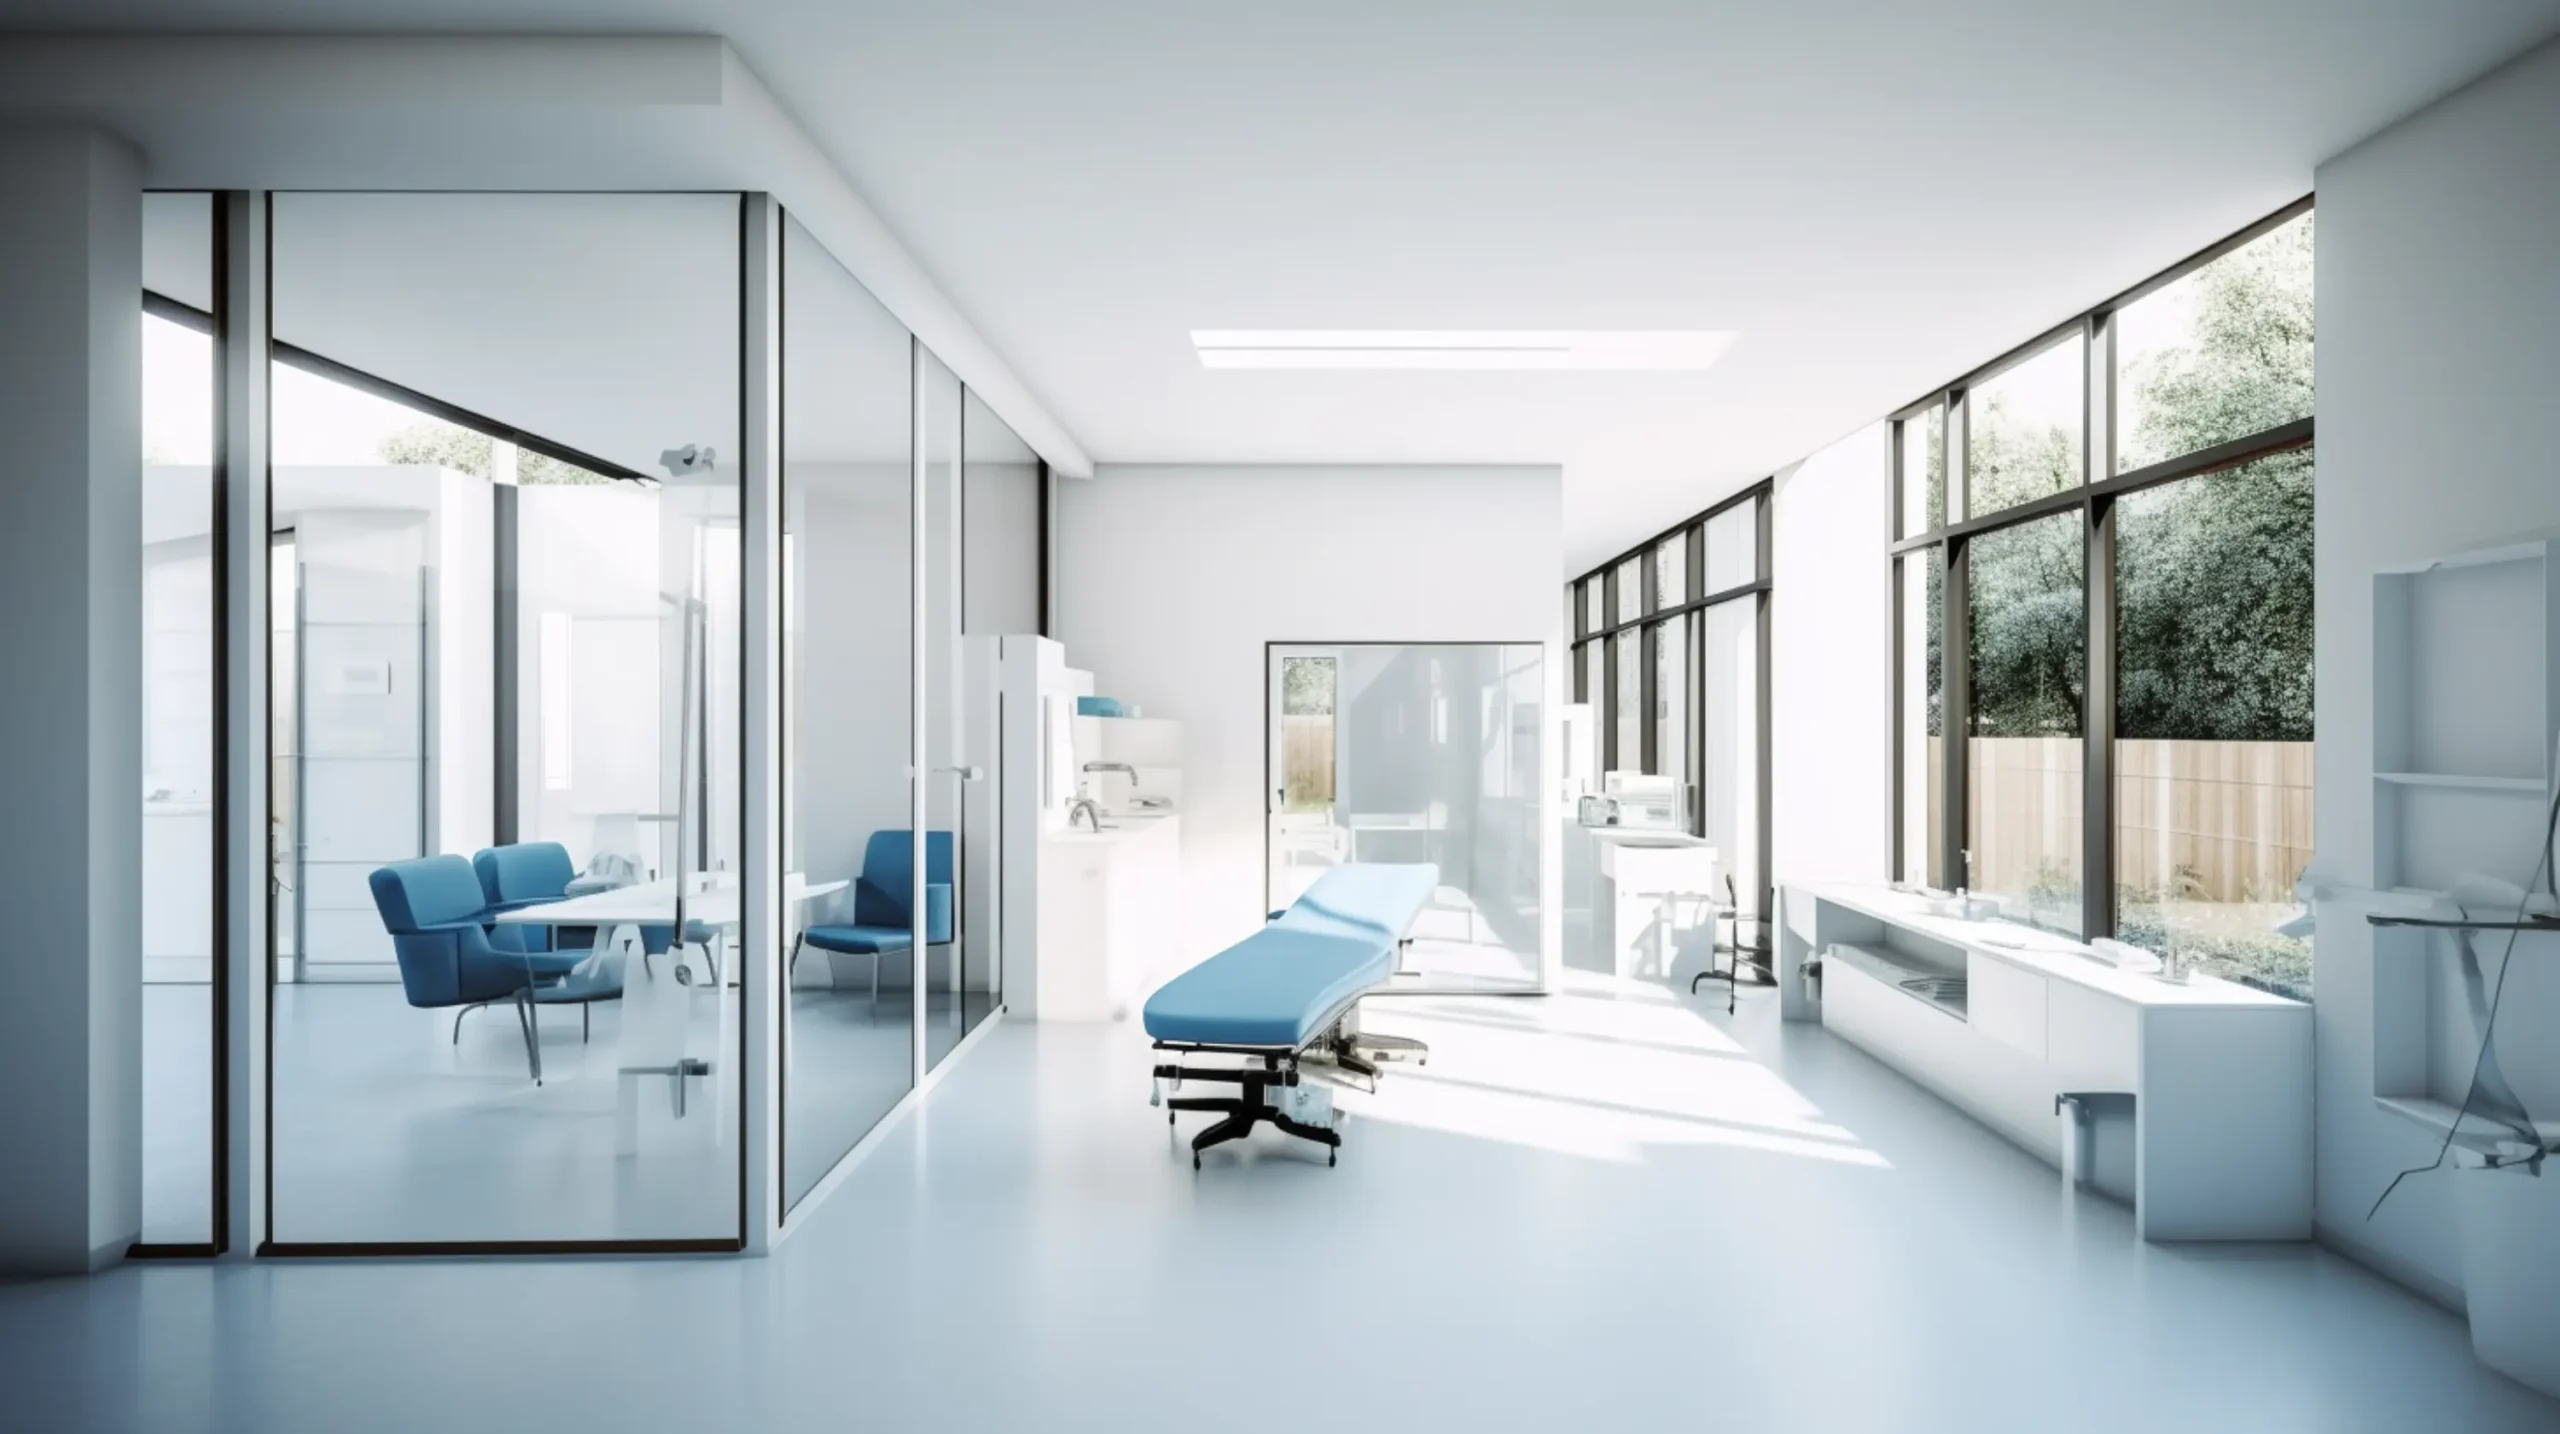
<box><xmin>1340</xmin><ymin>975</ymin><xmax>1887</xmax><ymax>1169</ymax></box>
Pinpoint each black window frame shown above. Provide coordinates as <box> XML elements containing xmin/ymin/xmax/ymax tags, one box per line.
<box><xmin>1887</xmin><ymin>196</ymin><xmax>2315</xmax><ymax>951</ymax></box>
<box><xmin>1567</xmin><ymin>478</ymin><xmax>1774</xmax><ymax>921</ymax></box>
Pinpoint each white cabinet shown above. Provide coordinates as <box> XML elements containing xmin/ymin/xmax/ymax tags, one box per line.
<box><xmin>2047</xmin><ymin>978</ymin><xmax>2139</xmax><ymax>1091</ymax></box>
<box><xmin>1780</xmin><ymin>881</ymin><xmax>2312</xmax><ymax>1242</ymax></box>
<box><xmin>1034</xmin><ymin>816</ymin><xmax>1180</xmax><ymax>1021</ymax></box>
<box><xmin>1968</xmin><ymin>956</ymin><xmax>2048</xmax><ymax>1062</ymax></box>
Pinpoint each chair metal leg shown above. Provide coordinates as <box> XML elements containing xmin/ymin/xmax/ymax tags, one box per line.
<box><xmin>870</xmin><ymin>950</ymin><xmax>883</xmax><ymax>1014</ymax></box>
<box><xmin>515</xmin><ymin>987</ymin><xmax>543</xmax><ymax>1085</ymax></box>
<box><xmin>453</xmin><ymin>1002</ymin><xmax>483</xmax><ymax>1045</ymax></box>
<box><xmin>582</xmin><ymin>1002</ymin><xmax>591</xmax><ymax>1044</ymax></box>
<box><xmin>787</xmin><ymin>933</ymin><xmax>803</xmax><ymax>979</ymax></box>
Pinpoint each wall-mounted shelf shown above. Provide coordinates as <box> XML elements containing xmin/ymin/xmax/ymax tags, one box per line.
<box><xmin>2374</xmin><ymin>1094</ymin><xmax>2560</xmax><ymax>1158</ymax></box>
<box><xmin>2370</xmin><ymin>538</ymin><xmax>2557</xmax><ymax>894</ymax></box>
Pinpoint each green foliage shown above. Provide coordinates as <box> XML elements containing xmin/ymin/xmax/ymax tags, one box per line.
<box><xmin>379</xmin><ymin>420</ymin><xmax>614</xmax><ymax>486</ymax></box>
<box><xmin>381</xmin><ymin>421</ymin><xmax>490</xmax><ymax>476</ymax></box>
<box><xmin>1968</xmin><ymin>512</ymin><xmax>2083</xmax><ymax>735</ymax></box>
<box><xmin>1968</xmin><ymin>391</ymin><xmax>2079</xmax><ymax>518</ymax></box>
<box><xmin>2116</xmin><ymin>452</ymin><xmax>2313</xmax><ymax>740</ymax></box>
<box><xmin>1964</xmin><ymin>214</ymin><xmax>2314</xmax><ymax>743</ymax></box>
<box><xmin>2116</xmin><ymin>900</ymin><xmax>2312</xmax><ymax>1002</ymax></box>
<box><xmin>2122</xmin><ymin>216</ymin><xmax>2314</xmax><ymax>468</ymax></box>
<box><xmin>1281</xmin><ymin>657</ymin><xmax>1335</xmax><ymax>716</ymax></box>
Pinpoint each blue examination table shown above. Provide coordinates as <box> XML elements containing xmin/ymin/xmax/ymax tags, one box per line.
<box><xmin>1142</xmin><ymin>863</ymin><xmax>1438</xmax><ymax>1168</ymax></box>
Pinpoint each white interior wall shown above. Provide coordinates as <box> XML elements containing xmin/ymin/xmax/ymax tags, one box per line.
<box><xmin>517</xmin><ymin>482</ymin><xmax>664</xmax><ymax>871</ymax></box>
<box><xmin>2309</xmin><ymin>36</ymin><xmax>2560</xmax><ymax>1308</ymax></box>
<box><xmin>433</xmin><ymin>469</ymin><xmax>492</xmax><ymax>860</ymax></box>
<box><xmin>0</xmin><ymin>127</ymin><xmax>143</xmax><ymax>1273</ymax></box>
<box><xmin>1056</xmin><ymin>464</ymin><xmax>1563</xmax><ymax>970</ymax></box>
<box><xmin>1770</xmin><ymin>422</ymin><xmax>1892</xmax><ymax>890</ymax></box>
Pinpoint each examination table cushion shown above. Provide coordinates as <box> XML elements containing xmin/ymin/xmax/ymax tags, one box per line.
<box><xmin>1141</xmin><ymin>862</ymin><xmax>1439</xmax><ymax>1049</ymax></box>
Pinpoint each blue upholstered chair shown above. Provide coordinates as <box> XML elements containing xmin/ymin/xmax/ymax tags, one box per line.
<box><xmin>471</xmin><ymin>841</ymin><xmax>631</xmax><ymax>1039</ymax></box>
<box><xmin>471</xmin><ymin>840</ymin><xmax>586</xmax><ymax>954</ymax></box>
<box><xmin>368</xmin><ymin>855</ymin><xmax>588</xmax><ymax>1083</ymax></box>
<box><xmin>793</xmin><ymin>830</ymin><xmax>954</xmax><ymax>1007</ymax></box>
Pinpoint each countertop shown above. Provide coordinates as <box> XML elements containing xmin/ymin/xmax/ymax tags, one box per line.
<box><xmin>1788</xmin><ymin>881</ymin><xmax>2301</xmax><ymax>1010</ymax></box>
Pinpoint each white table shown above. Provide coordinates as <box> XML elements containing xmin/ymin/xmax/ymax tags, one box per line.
<box><xmin>494</xmin><ymin>873</ymin><xmax>848</xmax><ymax>1152</ymax></box>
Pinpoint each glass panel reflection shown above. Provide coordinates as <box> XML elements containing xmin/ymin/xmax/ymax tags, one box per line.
<box><xmin>1267</xmin><ymin>644</ymin><xmax>1544</xmax><ymax>989</ymax></box>
<box><xmin>1701</xmin><ymin>600</ymin><xmax>1760</xmax><ymax>917</ymax></box>
<box><xmin>140</xmin><ymin>191</ymin><xmax>215</xmax><ymax>1247</ymax></box>
<box><xmin>781</xmin><ymin>215</ymin><xmax>917</xmax><ymax>1209</ymax></box>
<box><xmin>920</xmin><ymin>350</ymin><xmax>969</xmax><ymax>1070</ymax></box>
<box><xmin>268</xmin><ymin>192</ymin><xmax>743</xmax><ymax>1245</ymax></box>
<box><xmin>1704</xmin><ymin>500</ymin><xmax>1757</xmax><ymax>592</ymax></box>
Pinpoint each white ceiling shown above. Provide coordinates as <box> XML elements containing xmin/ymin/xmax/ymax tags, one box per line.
<box><xmin>14</xmin><ymin>1</ymin><xmax>2560</xmax><ymax>570</ymax></box>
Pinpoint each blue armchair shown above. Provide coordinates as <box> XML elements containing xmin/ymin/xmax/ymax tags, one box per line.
<box><xmin>794</xmin><ymin>830</ymin><xmax>954</xmax><ymax>1008</ymax></box>
<box><xmin>471</xmin><ymin>840</ymin><xmax>586</xmax><ymax>954</ymax></box>
<box><xmin>472</xmin><ymin>840</ymin><xmax>633</xmax><ymax>1039</ymax></box>
<box><xmin>369</xmin><ymin>855</ymin><xmax>587</xmax><ymax>1082</ymax></box>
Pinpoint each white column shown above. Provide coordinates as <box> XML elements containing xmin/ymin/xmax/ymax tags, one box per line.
<box><xmin>0</xmin><ymin>126</ymin><xmax>146</xmax><ymax>1274</ymax></box>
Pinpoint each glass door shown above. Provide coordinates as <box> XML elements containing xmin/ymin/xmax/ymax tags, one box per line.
<box><xmin>1266</xmin><ymin>642</ymin><xmax>1546</xmax><ymax>991</ymax></box>
<box><xmin>1268</xmin><ymin>648</ymin><xmax>1340</xmax><ymax>911</ymax></box>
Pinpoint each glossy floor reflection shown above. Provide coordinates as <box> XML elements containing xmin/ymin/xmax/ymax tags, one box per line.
<box><xmin>20</xmin><ymin>974</ymin><xmax>2558</xmax><ymax>1431</ymax></box>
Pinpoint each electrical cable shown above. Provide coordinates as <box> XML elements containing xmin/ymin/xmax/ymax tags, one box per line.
<box><xmin>2367</xmin><ymin>780</ymin><xmax>2560</xmax><ymax>1221</ymax></box>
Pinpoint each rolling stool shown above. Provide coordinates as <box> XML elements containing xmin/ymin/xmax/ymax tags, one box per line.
<box><xmin>1690</xmin><ymin>874</ymin><xmax>1772</xmax><ymax>1014</ymax></box>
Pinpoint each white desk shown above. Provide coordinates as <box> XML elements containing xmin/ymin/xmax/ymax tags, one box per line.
<box><xmin>1778</xmin><ymin>881</ymin><xmax>2312</xmax><ymax>1241</ymax></box>
<box><xmin>495</xmin><ymin>873</ymin><xmax>847</xmax><ymax>1152</ymax></box>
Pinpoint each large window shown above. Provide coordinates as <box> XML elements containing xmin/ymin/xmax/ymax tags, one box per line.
<box><xmin>1891</xmin><ymin>199</ymin><xmax>2314</xmax><ymax>997</ymax></box>
<box><xmin>1967</xmin><ymin>334</ymin><xmax>2085</xmax><ymax>518</ymax></box>
<box><xmin>1966</xmin><ymin>512</ymin><xmax>2086</xmax><ymax>935</ymax></box>
<box><xmin>1895</xmin><ymin>549</ymin><xmax>1942</xmax><ymax>888</ymax></box>
<box><xmin>1565</xmin><ymin>484</ymin><xmax>1771</xmax><ymax>924</ymax></box>
<box><xmin>2114</xmin><ymin>454</ymin><xmax>2314</xmax><ymax>996</ymax></box>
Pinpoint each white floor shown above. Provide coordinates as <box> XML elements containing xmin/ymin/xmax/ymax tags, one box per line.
<box><xmin>140</xmin><ymin>977</ymin><xmax>994</xmax><ymax>1246</ymax></box>
<box><xmin>29</xmin><ymin>971</ymin><xmax>2557</xmax><ymax>1431</ymax></box>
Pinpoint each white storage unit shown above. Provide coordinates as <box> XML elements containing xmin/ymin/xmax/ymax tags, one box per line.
<box><xmin>1779</xmin><ymin>882</ymin><xmax>2313</xmax><ymax>1241</ymax></box>
<box><xmin>2344</xmin><ymin>537</ymin><xmax>2560</xmax><ymax>1398</ymax></box>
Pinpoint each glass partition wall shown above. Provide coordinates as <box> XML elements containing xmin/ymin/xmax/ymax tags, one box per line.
<box><xmin>262</xmin><ymin>192</ymin><xmax>745</xmax><ymax>1248</ymax></box>
<box><xmin>1889</xmin><ymin>201</ymin><xmax>2314</xmax><ymax>998</ymax></box>
<box><xmin>138</xmin><ymin>193</ymin><xmax>218</xmax><ymax>1252</ymax></box>
<box><xmin>135</xmin><ymin>192</ymin><xmax>1040</xmax><ymax>1256</ymax></box>
<box><xmin>1565</xmin><ymin>482</ymin><xmax>1773</xmax><ymax>930</ymax></box>
<box><xmin>779</xmin><ymin>214</ymin><xmax>917</xmax><ymax>1212</ymax></box>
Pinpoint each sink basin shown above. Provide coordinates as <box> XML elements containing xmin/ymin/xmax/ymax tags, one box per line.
<box><xmin>1922</xmin><ymin>895</ymin><xmax>2004</xmax><ymax>921</ymax></box>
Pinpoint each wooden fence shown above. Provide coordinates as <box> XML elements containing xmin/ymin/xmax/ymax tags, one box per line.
<box><xmin>1282</xmin><ymin>714</ymin><xmax>1335</xmax><ymax>808</ymax></box>
<box><xmin>1954</xmin><ymin>737</ymin><xmax>2313</xmax><ymax>904</ymax></box>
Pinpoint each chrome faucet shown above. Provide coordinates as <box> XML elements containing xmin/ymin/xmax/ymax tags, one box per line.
<box><xmin>1082</xmin><ymin>761</ymin><xmax>1139</xmax><ymax>786</ymax></box>
<box><xmin>1067</xmin><ymin>797</ymin><xmax>1104</xmax><ymax>832</ymax></box>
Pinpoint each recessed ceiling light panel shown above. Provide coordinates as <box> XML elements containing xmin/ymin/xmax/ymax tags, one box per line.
<box><xmin>1190</xmin><ymin>329</ymin><xmax>1736</xmax><ymax>372</ymax></box>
